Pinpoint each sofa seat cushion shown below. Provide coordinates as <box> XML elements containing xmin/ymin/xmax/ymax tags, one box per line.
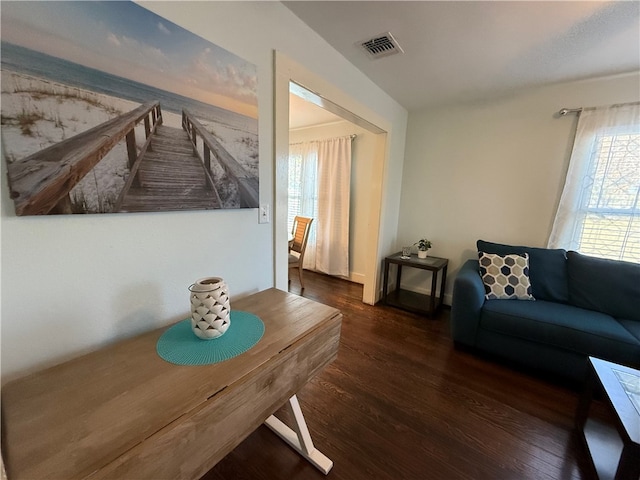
<box><xmin>480</xmin><ymin>300</ymin><xmax>640</xmax><ymax>365</ymax></box>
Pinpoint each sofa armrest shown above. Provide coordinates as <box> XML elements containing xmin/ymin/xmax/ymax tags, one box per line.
<box><xmin>450</xmin><ymin>259</ymin><xmax>485</xmax><ymax>347</ymax></box>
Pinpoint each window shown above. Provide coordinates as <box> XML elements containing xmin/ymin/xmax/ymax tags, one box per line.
<box><xmin>287</xmin><ymin>144</ymin><xmax>318</xmax><ymax>234</ymax></box>
<box><xmin>287</xmin><ymin>152</ymin><xmax>303</xmax><ymax>232</ymax></box>
<box><xmin>577</xmin><ymin>131</ymin><xmax>639</xmax><ymax>261</ymax></box>
<box><xmin>548</xmin><ymin>104</ymin><xmax>640</xmax><ymax>263</ymax></box>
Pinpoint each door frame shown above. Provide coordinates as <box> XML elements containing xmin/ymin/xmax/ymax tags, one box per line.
<box><xmin>274</xmin><ymin>52</ymin><xmax>390</xmax><ymax>304</ymax></box>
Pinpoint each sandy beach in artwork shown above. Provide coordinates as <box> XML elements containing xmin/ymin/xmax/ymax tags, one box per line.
<box><xmin>1</xmin><ymin>70</ymin><xmax>259</xmax><ymax>213</ymax></box>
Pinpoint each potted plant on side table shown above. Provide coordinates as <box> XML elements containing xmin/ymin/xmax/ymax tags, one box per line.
<box><xmin>415</xmin><ymin>238</ymin><xmax>432</xmax><ymax>259</ymax></box>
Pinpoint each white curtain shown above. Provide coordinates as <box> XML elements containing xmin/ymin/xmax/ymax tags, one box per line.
<box><xmin>288</xmin><ymin>136</ymin><xmax>352</xmax><ymax>276</ymax></box>
<box><xmin>548</xmin><ymin>103</ymin><xmax>640</xmax><ymax>261</ymax></box>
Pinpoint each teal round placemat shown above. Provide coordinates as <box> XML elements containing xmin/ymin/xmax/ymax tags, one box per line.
<box><xmin>156</xmin><ymin>311</ymin><xmax>265</xmax><ymax>365</ymax></box>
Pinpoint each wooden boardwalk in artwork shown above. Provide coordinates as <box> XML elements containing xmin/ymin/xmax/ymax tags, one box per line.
<box><xmin>116</xmin><ymin>124</ymin><xmax>221</xmax><ymax>213</ymax></box>
<box><xmin>6</xmin><ymin>101</ymin><xmax>258</xmax><ymax>216</ymax></box>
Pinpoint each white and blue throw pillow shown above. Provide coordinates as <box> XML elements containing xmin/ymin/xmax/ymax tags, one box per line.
<box><xmin>478</xmin><ymin>252</ymin><xmax>535</xmax><ymax>300</ymax></box>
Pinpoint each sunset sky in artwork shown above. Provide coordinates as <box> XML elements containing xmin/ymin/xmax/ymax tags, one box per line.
<box><xmin>1</xmin><ymin>1</ymin><xmax>258</xmax><ymax>118</ymax></box>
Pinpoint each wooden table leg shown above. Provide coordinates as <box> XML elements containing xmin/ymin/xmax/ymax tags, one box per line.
<box><xmin>439</xmin><ymin>265</ymin><xmax>448</xmax><ymax>309</ymax></box>
<box><xmin>575</xmin><ymin>366</ymin><xmax>595</xmax><ymax>431</ymax></box>
<box><xmin>264</xmin><ymin>395</ymin><xmax>333</xmax><ymax>474</ymax></box>
<box><xmin>429</xmin><ymin>270</ymin><xmax>438</xmax><ymax>315</ymax></box>
<box><xmin>395</xmin><ymin>264</ymin><xmax>402</xmax><ymax>295</ymax></box>
<box><xmin>615</xmin><ymin>442</ymin><xmax>640</xmax><ymax>480</ymax></box>
<box><xmin>383</xmin><ymin>260</ymin><xmax>390</xmax><ymax>304</ymax></box>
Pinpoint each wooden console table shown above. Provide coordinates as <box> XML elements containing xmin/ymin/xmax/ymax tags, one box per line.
<box><xmin>1</xmin><ymin>288</ymin><xmax>341</xmax><ymax>479</ymax></box>
<box><xmin>382</xmin><ymin>252</ymin><xmax>448</xmax><ymax>316</ymax></box>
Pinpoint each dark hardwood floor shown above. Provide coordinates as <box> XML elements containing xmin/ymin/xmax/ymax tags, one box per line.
<box><xmin>202</xmin><ymin>271</ymin><xmax>605</xmax><ymax>480</ymax></box>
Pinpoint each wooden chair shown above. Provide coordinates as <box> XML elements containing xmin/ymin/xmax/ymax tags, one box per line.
<box><xmin>288</xmin><ymin>216</ymin><xmax>314</xmax><ymax>290</ymax></box>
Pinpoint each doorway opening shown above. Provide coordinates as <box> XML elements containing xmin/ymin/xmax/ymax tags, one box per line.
<box><xmin>288</xmin><ymin>84</ymin><xmax>373</xmax><ymax>286</ymax></box>
<box><xmin>274</xmin><ymin>53</ymin><xmax>389</xmax><ymax>305</ymax></box>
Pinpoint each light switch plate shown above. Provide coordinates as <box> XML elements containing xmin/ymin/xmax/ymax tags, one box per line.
<box><xmin>259</xmin><ymin>203</ymin><xmax>270</xmax><ymax>224</ymax></box>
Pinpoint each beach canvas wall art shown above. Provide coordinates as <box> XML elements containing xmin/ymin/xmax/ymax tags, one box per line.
<box><xmin>1</xmin><ymin>1</ymin><xmax>259</xmax><ymax>215</ymax></box>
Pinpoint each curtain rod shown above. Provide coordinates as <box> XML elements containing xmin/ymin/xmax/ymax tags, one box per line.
<box><xmin>557</xmin><ymin>101</ymin><xmax>640</xmax><ymax>117</ymax></box>
<box><xmin>289</xmin><ymin>134</ymin><xmax>356</xmax><ymax>146</ymax></box>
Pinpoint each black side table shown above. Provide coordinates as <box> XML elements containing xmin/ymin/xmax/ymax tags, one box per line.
<box><xmin>382</xmin><ymin>252</ymin><xmax>448</xmax><ymax>316</ymax></box>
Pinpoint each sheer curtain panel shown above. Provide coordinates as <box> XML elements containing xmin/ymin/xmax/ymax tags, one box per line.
<box><xmin>315</xmin><ymin>137</ymin><xmax>352</xmax><ymax>276</ymax></box>
<box><xmin>548</xmin><ymin>104</ymin><xmax>640</xmax><ymax>262</ymax></box>
<box><xmin>288</xmin><ymin>142</ymin><xmax>318</xmax><ymax>268</ymax></box>
<box><xmin>288</xmin><ymin>136</ymin><xmax>352</xmax><ymax>276</ymax></box>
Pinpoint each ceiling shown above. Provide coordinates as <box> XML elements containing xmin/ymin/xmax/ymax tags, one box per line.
<box><xmin>283</xmin><ymin>1</ymin><xmax>640</xmax><ymax>112</ymax></box>
<box><xmin>290</xmin><ymin>93</ymin><xmax>343</xmax><ymax>130</ymax></box>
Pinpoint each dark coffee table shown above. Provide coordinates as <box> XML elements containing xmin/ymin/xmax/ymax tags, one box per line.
<box><xmin>575</xmin><ymin>357</ymin><xmax>640</xmax><ymax>480</ymax></box>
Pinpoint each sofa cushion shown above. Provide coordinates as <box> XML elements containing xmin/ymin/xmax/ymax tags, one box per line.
<box><xmin>480</xmin><ymin>299</ymin><xmax>640</xmax><ymax>367</ymax></box>
<box><xmin>619</xmin><ymin>319</ymin><xmax>640</xmax><ymax>343</ymax></box>
<box><xmin>477</xmin><ymin>240</ymin><xmax>568</xmax><ymax>303</ymax></box>
<box><xmin>567</xmin><ymin>251</ymin><xmax>640</xmax><ymax>322</ymax></box>
<box><xmin>478</xmin><ymin>252</ymin><xmax>534</xmax><ymax>300</ymax></box>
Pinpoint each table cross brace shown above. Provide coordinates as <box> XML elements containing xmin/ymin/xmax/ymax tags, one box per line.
<box><xmin>264</xmin><ymin>394</ymin><xmax>333</xmax><ymax>474</ymax></box>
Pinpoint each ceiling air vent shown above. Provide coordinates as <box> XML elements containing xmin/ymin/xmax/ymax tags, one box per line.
<box><xmin>360</xmin><ymin>32</ymin><xmax>404</xmax><ymax>59</ymax></box>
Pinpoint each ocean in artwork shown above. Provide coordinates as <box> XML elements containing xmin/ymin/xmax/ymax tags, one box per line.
<box><xmin>2</xmin><ymin>41</ymin><xmax>257</xmax><ymax>140</ymax></box>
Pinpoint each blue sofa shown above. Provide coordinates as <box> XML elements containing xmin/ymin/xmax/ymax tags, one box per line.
<box><xmin>450</xmin><ymin>240</ymin><xmax>640</xmax><ymax>383</ymax></box>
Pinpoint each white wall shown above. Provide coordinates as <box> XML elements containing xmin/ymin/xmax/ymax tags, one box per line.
<box><xmin>399</xmin><ymin>72</ymin><xmax>640</xmax><ymax>305</ymax></box>
<box><xmin>289</xmin><ymin>121</ymin><xmax>377</xmax><ymax>284</ymax></box>
<box><xmin>0</xmin><ymin>1</ymin><xmax>407</xmax><ymax>381</ymax></box>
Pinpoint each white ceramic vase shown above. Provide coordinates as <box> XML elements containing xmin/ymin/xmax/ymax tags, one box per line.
<box><xmin>189</xmin><ymin>277</ymin><xmax>231</xmax><ymax>340</ymax></box>
<box><xmin>418</xmin><ymin>249</ymin><xmax>429</xmax><ymax>259</ymax></box>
